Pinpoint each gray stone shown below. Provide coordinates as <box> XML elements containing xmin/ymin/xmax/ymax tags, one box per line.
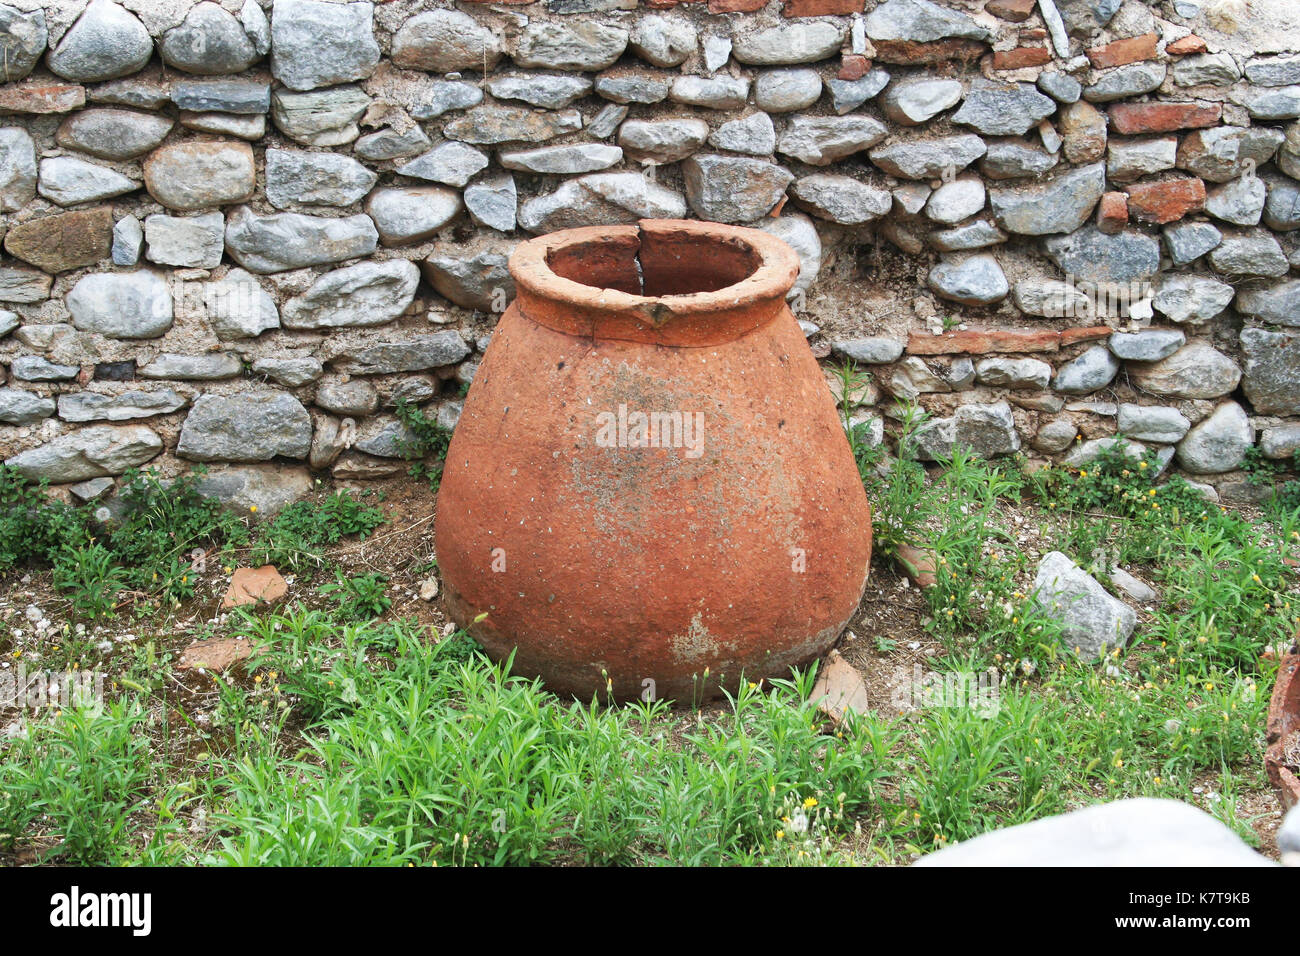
<box><xmin>5</xmin><ymin>424</ymin><xmax>162</xmax><ymax>482</ymax></box>
<box><xmin>917</xmin><ymin>798</ymin><xmax>1268</xmax><ymax>867</ymax></box>
<box><xmin>865</xmin><ymin>0</ymin><xmax>991</xmax><ymax>42</ymax></box>
<box><xmin>512</xmin><ymin>21</ymin><xmax>627</xmax><ymax>72</ymax></box>
<box><xmin>1108</xmin><ymin>566</ymin><xmax>1158</xmax><ymax>604</ymax></box>
<box><xmin>1176</xmin><ymin>401</ymin><xmax>1252</xmax><ymax>473</ymax></box>
<box><xmin>753</xmin><ymin>212</ymin><xmax>821</xmax><ymax>298</ymax></box>
<box><xmin>1163</xmin><ymin>221</ymin><xmax>1222</xmax><ymax>265</ymax></box>
<box><xmin>1117</xmin><ymin>403</ymin><xmax>1190</xmax><ymax>442</ymax></box>
<box><xmin>172</xmin><ymin>78</ymin><xmax>270</xmax><ymax>114</ymax></box>
<box><xmin>1235</xmin><ymin>85</ymin><xmax>1300</xmax><ymax>122</ymax></box>
<box><xmin>1033</xmin><ymin>418</ymin><xmax>1078</xmax><ymax>453</ymax></box>
<box><xmin>1129</xmin><ymin>342</ymin><xmax>1241</xmax><ymax>400</ymax></box>
<box><xmin>160</xmin><ymin>1</ymin><xmax>258</xmax><ymax>75</ymax></box>
<box><xmin>241</xmin><ymin>0</ymin><xmax>270</xmax><ymax>56</ymax></box>
<box><xmin>669</xmin><ymin>75</ymin><xmax>749</xmax><ymax>110</ymax></box>
<box><xmin>825</xmin><ymin>70</ymin><xmax>890</xmax><ymax>114</ymax></box>
<box><xmin>1260</xmin><ymin>423</ymin><xmax>1300</xmax><ymax>459</ymax></box>
<box><xmin>1177</xmin><ymin>126</ymin><xmax>1285</xmax><ymax>183</ymax></box>
<box><xmin>1083</xmin><ymin>63</ymin><xmax>1165</xmax><ymax>103</ymax></box>
<box><xmin>1108</xmin><ymin>328</ymin><xmax>1184</xmax><ymax>361</ymax></box>
<box><xmin>193</xmin><ymin>464</ymin><xmax>311</xmax><ymax>516</ymax></box>
<box><xmin>224</xmin><ymin>207</ymin><xmax>378</xmax><ymax>273</ymax></box>
<box><xmin>913</xmin><ymin>401</ymin><xmax>1020</xmax><ymax>460</ymax></box>
<box><xmin>180</xmin><ymin>112</ymin><xmax>267</xmax><ymax>139</ymax></box>
<box><xmin>586</xmin><ymin>104</ymin><xmax>628</xmax><ymax>139</ymax></box>
<box><xmin>0</xmin><ymin>4</ymin><xmax>46</xmax><ymax>80</ymax></box>
<box><xmin>1207</xmin><ymin>233</ymin><xmax>1289</xmax><ymax>278</ymax></box>
<box><xmin>138</xmin><ymin>352</ymin><xmax>242</xmax><ymax>381</ymax></box>
<box><xmin>927</xmin><ymin>254</ymin><xmax>1008</xmax><ymax>305</ymax></box>
<box><xmin>1245</xmin><ymin>55</ymin><xmax>1300</xmax><ymax>87</ymax></box>
<box><xmin>1205</xmin><ymin>176</ymin><xmax>1267</xmax><ymax>227</ymax></box>
<box><xmin>0</xmin><ymin>310</ymin><xmax>15</xmax><ymax>337</ymax></box>
<box><xmin>354</xmin><ymin>124</ymin><xmax>432</xmax><ymax>161</ymax></box>
<box><xmin>352</xmin><ymin>415</ymin><xmax>419</xmax><ymax>459</ymax></box>
<box><xmin>976</xmin><ymin>357</ymin><xmax>1051</xmax><ymax>389</ymax></box>
<box><xmin>707</xmin><ymin>113</ymin><xmax>775</xmax><ymax>156</ymax></box>
<box><xmin>409</xmin><ymin>81</ymin><xmax>483</xmax><ymax>121</ymax></box>
<box><xmin>11</xmin><ymin>355</ymin><xmax>77</xmax><ymax>381</ymax></box>
<box><xmin>0</xmin><ymin>127</ymin><xmax>34</xmax><ymax>211</ymax></box>
<box><xmin>423</xmin><ymin>249</ymin><xmax>512</xmax><ymax>312</ymax></box>
<box><xmin>202</xmin><ymin>268</ymin><xmax>279</xmax><ymax>340</ymax></box>
<box><xmin>1153</xmin><ymin>275</ymin><xmax>1234</xmax><ymax>325</ymax></box>
<box><xmin>251</xmin><ymin>357</ymin><xmax>322</xmax><ymax>387</ymax></box>
<box><xmin>832</xmin><ymin>337</ymin><xmax>904</xmax><ymax>365</ymax></box>
<box><xmin>37</xmin><ymin>155</ymin><xmax>135</xmax><ymax>206</ymax></box>
<box><xmin>392</xmin><ymin>10</ymin><xmax>500</xmax><ymax>73</ymax></box>
<box><xmin>754</xmin><ymin>69</ymin><xmax>822</xmax><ymax>113</ymax></box>
<box><xmin>143</xmin><ymin>212</ymin><xmax>224</xmax><ymax>268</ymax></box>
<box><xmin>732</xmin><ymin>22</ymin><xmax>845</xmax><ymax>66</ymax></box>
<box><xmin>893</xmin><ymin>182</ymin><xmax>931</xmax><ymax>216</ymax></box>
<box><xmin>592</xmin><ymin>68</ymin><xmax>669</xmax><ymax>106</ymax></box>
<box><xmin>628</xmin><ymin>15</ymin><xmax>695</xmax><ymax>68</ymax></box>
<box><xmin>1106</xmin><ymin>137</ymin><xmax>1176</xmax><ymax>182</ymax></box>
<box><xmin>1044</xmin><ymin>227</ymin><xmax>1161</xmax><ymax>283</ymax></box>
<box><xmin>66</xmin><ymin>269</ymin><xmax>173</xmax><ymax>339</ymax></box>
<box><xmin>0</xmin><ymin>387</ymin><xmax>54</xmax><ymax>425</ymax></box>
<box><xmin>1033</xmin><ymin>550</ymin><xmax>1135</xmax><ymax>656</ymax></box>
<box><xmin>177</xmin><ymin>392</ymin><xmax>312</xmax><ymax>462</ymax></box>
<box><xmin>315</xmin><ymin>378</ymin><xmax>378</xmax><ymax>416</ymax></box>
<box><xmin>86</xmin><ymin>74</ymin><xmax>169</xmax><ymax>110</ymax></box>
<box><xmin>271</xmin><ymin>0</ymin><xmax>378</xmax><ymax>91</ymax></box>
<box><xmin>47</xmin><ymin>0</ymin><xmax>152</xmax><ymax>83</ymax></box>
<box><xmin>58</xmin><ymin>388</ymin><xmax>186</xmax><ymax>422</ymax></box>
<box><xmin>464</xmin><ymin>174</ymin><xmax>516</xmax><ymax>234</ymax></box>
<box><xmin>1037</xmin><ymin>71</ymin><xmax>1081</xmax><ymax>104</ymax></box>
<box><xmin>489</xmin><ymin>73</ymin><xmax>593</xmax><ymax>109</ymax></box>
<box><xmin>777</xmin><ymin>116</ymin><xmax>888</xmax><ymax>166</ymax></box>
<box><xmin>1052</xmin><ymin>345</ymin><xmax>1120</xmax><ymax>394</ymax></box>
<box><xmin>990</xmin><ymin>163</ymin><xmax>1105</xmax><ymax>237</ymax></box>
<box><xmin>925</xmin><ymin>178</ymin><xmax>984</xmax><ymax>224</ymax></box>
<box><xmin>618</xmin><ymin>118</ymin><xmax>709</xmax><ymax>164</ymax></box>
<box><xmin>1172</xmin><ymin>52</ymin><xmax>1240</xmax><ymax>87</ymax></box>
<box><xmin>980</xmin><ymin>141</ymin><xmax>1059</xmax><ymax>180</ymax></box>
<box><xmin>0</xmin><ymin>267</ymin><xmax>50</xmax><ymax>303</ymax></box>
<box><xmin>332</xmin><ymin>332</ymin><xmax>471</xmax><ymax>375</ymax></box>
<box><xmin>952</xmin><ymin>82</ymin><xmax>1055</xmax><ymax>136</ymax></box>
<box><xmin>1240</xmin><ymin>326</ymin><xmax>1300</xmax><ymax>415</ymax></box>
<box><xmin>1236</xmin><ymin>280</ymin><xmax>1300</xmax><ymax>327</ymax></box>
<box><xmin>520</xmin><ymin>172</ymin><xmax>687</xmax><ymax>232</ymax></box>
<box><xmin>443</xmin><ymin>105</ymin><xmax>582</xmax><ymax>145</ymax></box>
<box><xmin>1012</xmin><ymin>279</ymin><xmax>1090</xmax><ymax>319</ymax></box>
<box><xmin>1264</xmin><ymin>176</ymin><xmax>1300</xmax><ymax>231</ymax></box>
<box><xmin>879</xmin><ymin>78</ymin><xmax>962</xmax><ymax>126</ymax></box>
<box><xmin>282</xmin><ymin>260</ymin><xmax>419</xmax><ymax>330</ymax></box>
<box><xmin>931</xmin><ymin>220</ymin><xmax>1007</xmax><ymax>251</ymax></box>
<box><xmin>143</xmin><ymin>140</ymin><xmax>255</xmax><ymax>211</ymax></box>
<box><xmin>265</xmin><ymin>148</ymin><xmax>376</xmax><ymax>207</ymax></box>
<box><xmin>396</xmin><ymin>142</ymin><xmax>488</xmax><ymax>188</ymax></box>
<box><xmin>681</xmin><ymin>155</ymin><xmax>792</xmax><ymax>223</ymax></box>
<box><xmin>271</xmin><ymin>86</ymin><xmax>369</xmax><ymax>147</ymax></box>
<box><xmin>500</xmin><ymin>143</ymin><xmax>622</xmax><ymax>175</ymax></box>
<box><xmin>1060</xmin><ymin>100</ymin><xmax>1107</xmax><ymax>164</ymax></box>
<box><xmin>55</xmin><ymin>109</ymin><xmax>172</xmax><ymax>161</ymax></box>
<box><xmin>869</xmin><ymin>134</ymin><xmax>986</xmax><ymax>180</ymax></box>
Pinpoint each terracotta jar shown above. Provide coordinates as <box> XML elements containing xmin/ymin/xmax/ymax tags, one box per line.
<box><xmin>434</xmin><ymin>219</ymin><xmax>872</xmax><ymax>702</ymax></box>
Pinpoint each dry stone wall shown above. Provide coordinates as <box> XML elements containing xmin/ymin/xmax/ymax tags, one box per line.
<box><xmin>1</xmin><ymin>0</ymin><xmax>1299</xmax><ymax>511</ymax></box>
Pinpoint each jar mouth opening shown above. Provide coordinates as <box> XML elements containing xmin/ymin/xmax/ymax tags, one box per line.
<box><xmin>509</xmin><ymin>220</ymin><xmax>800</xmax><ymax>341</ymax></box>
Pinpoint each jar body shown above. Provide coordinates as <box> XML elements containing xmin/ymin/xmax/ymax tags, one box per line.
<box><xmin>434</xmin><ymin>221</ymin><xmax>872</xmax><ymax>701</ymax></box>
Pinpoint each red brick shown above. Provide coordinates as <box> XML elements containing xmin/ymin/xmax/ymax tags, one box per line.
<box><xmin>1166</xmin><ymin>34</ymin><xmax>1207</xmax><ymax>55</ymax></box>
<box><xmin>1123</xmin><ymin>177</ymin><xmax>1206</xmax><ymax>224</ymax></box>
<box><xmin>993</xmin><ymin>46</ymin><xmax>1051</xmax><ymax>69</ymax></box>
<box><xmin>1060</xmin><ymin>326</ymin><xmax>1114</xmax><ymax>347</ymax></box>
<box><xmin>1108</xmin><ymin>101</ymin><xmax>1221</xmax><ymax>134</ymax></box>
<box><xmin>1020</xmin><ymin>27</ymin><xmax>1048</xmax><ymax>39</ymax></box>
<box><xmin>709</xmin><ymin>0</ymin><xmax>763</xmax><ymax>10</ymax></box>
<box><xmin>907</xmin><ymin>329</ymin><xmax>1062</xmax><ymax>356</ymax></box>
<box><xmin>782</xmin><ymin>0</ymin><xmax>863</xmax><ymax>14</ymax></box>
<box><xmin>1086</xmin><ymin>32</ymin><xmax>1159</xmax><ymax>68</ymax></box>
<box><xmin>874</xmin><ymin>38</ymin><xmax>988</xmax><ymax>64</ymax></box>
<box><xmin>986</xmin><ymin>0</ymin><xmax>1036</xmax><ymax>21</ymax></box>
<box><xmin>1097</xmin><ymin>191</ymin><xmax>1128</xmax><ymax>234</ymax></box>
<box><xmin>0</xmin><ymin>82</ymin><xmax>85</xmax><ymax>114</ymax></box>
<box><xmin>838</xmin><ymin>54</ymin><xmax>871</xmax><ymax>79</ymax></box>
